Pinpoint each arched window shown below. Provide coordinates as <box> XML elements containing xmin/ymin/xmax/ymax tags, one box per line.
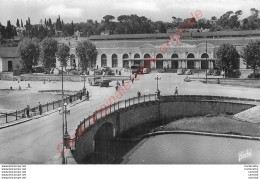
<box><xmin>134</xmin><ymin>53</ymin><xmax>140</xmax><ymax>58</ymax></box>
<box><xmin>171</xmin><ymin>53</ymin><xmax>179</xmax><ymax>58</ymax></box>
<box><xmin>112</xmin><ymin>54</ymin><xmax>118</xmax><ymax>68</ymax></box>
<box><xmin>201</xmin><ymin>53</ymin><xmax>209</xmax><ymax>58</ymax></box>
<box><xmin>187</xmin><ymin>53</ymin><xmax>195</xmax><ymax>58</ymax></box>
<box><xmin>156</xmin><ymin>53</ymin><xmax>163</xmax><ymax>58</ymax></box>
<box><xmin>123</xmin><ymin>53</ymin><xmax>129</xmax><ymax>59</ymax></box>
<box><xmin>101</xmin><ymin>54</ymin><xmax>107</xmax><ymax>67</ymax></box>
<box><xmin>144</xmin><ymin>53</ymin><xmax>150</xmax><ymax>59</ymax></box>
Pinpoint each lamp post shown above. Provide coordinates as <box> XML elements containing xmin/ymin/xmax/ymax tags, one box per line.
<box><xmin>80</xmin><ymin>73</ymin><xmax>87</xmax><ymax>95</ymax></box>
<box><xmin>155</xmin><ymin>74</ymin><xmax>161</xmax><ymax>99</ymax></box>
<box><xmin>205</xmin><ymin>40</ymin><xmax>208</xmax><ymax>83</ymax></box>
<box><xmin>58</xmin><ymin>103</ymin><xmax>71</xmax><ymax>164</ymax></box>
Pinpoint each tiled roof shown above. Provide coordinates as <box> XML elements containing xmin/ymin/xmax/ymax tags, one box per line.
<box><xmin>92</xmin><ymin>37</ymin><xmax>260</xmax><ymax>49</ymax></box>
<box><xmin>89</xmin><ymin>30</ymin><xmax>260</xmax><ymax>41</ymax></box>
<box><xmin>0</xmin><ymin>47</ymin><xmax>19</xmax><ymax>58</ymax></box>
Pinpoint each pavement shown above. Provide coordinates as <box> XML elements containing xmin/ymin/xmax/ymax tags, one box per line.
<box><xmin>234</xmin><ymin>105</ymin><xmax>260</xmax><ymax>123</ymax></box>
<box><xmin>1</xmin><ymin>73</ymin><xmax>260</xmax><ymax>164</ymax></box>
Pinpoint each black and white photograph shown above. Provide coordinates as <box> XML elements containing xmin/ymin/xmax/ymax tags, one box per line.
<box><xmin>0</xmin><ymin>0</ymin><xmax>260</xmax><ymax>178</ymax></box>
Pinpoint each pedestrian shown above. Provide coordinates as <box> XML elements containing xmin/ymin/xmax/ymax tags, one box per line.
<box><xmin>26</xmin><ymin>105</ymin><xmax>30</xmax><ymax>118</ymax></box>
<box><xmin>116</xmin><ymin>69</ymin><xmax>118</xmax><ymax>74</ymax></box>
<box><xmin>38</xmin><ymin>102</ymin><xmax>42</xmax><ymax>115</ymax></box>
<box><xmin>79</xmin><ymin>91</ymin><xmax>83</xmax><ymax>100</ymax></box>
<box><xmin>28</xmin><ymin>83</ymin><xmax>30</xmax><ymax>88</ymax></box>
<box><xmin>137</xmin><ymin>90</ymin><xmax>141</xmax><ymax>98</ymax></box>
<box><xmin>135</xmin><ymin>73</ymin><xmax>137</xmax><ymax>78</ymax></box>
<box><xmin>69</xmin><ymin>96</ymin><xmax>73</xmax><ymax>103</ymax></box>
<box><xmin>86</xmin><ymin>90</ymin><xmax>89</xmax><ymax>101</ymax></box>
<box><xmin>131</xmin><ymin>77</ymin><xmax>134</xmax><ymax>83</ymax></box>
<box><xmin>122</xmin><ymin>79</ymin><xmax>124</xmax><ymax>86</ymax></box>
<box><xmin>174</xmin><ymin>87</ymin><xmax>178</xmax><ymax>95</ymax></box>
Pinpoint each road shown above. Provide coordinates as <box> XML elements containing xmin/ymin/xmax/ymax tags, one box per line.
<box><xmin>1</xmin><ymin>73</ymin><xmax>260</xmax><ymax>164</ymax></box>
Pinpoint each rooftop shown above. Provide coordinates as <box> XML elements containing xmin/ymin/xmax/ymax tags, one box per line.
<box><xmin>89</xmin><ymin>30</ymin><xmax>260</xmax><ymax>41</ymax></box>
<box><xmin>0</xmin><ymin>47</ymin><xmax>19</xmax><ymax>58</ymax></box>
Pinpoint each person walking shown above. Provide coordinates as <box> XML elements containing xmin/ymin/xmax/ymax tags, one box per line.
<box><xmin>26</xmin><ymin>105</ymin><xmax>30</xmax><ymax>118</ymax></box>
<box><xmin>86</xmin><ymin>90</ymin><xmax>89</xmax><ymax>101</ymax></box>
<box><xmin>137</xmin><ymin>90</ymin><xmax>141</xmax><ymax>98</ymax></box>
<box><xmin>174</xmin><ymin>87</ymin><xmax>178</xmax><ymax>95</ymax></box>
<box><xmin>131</xmin><ymin>77</ymin><xmax>134</xmax><ymax>84</ymax></box>
<box><xmin>38</xmin><ymin>102</ymin><xmax>42</xmax><ymax>115</ymax></box>
<box><xmin>122</xmin><ymin>79</ymin><xmax>124</xmax><ymax>86</ymax></box>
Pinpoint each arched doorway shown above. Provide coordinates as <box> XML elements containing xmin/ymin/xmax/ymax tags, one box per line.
<box><xmin>101</xmin><ymin>54</ymin><xmax>107</xmax><ymax>67</ymax></box>
<box><xmin>201</xmin><ymin>53</ymin><xmax>209</xmax><ymax>69</ymax></box>
<box><xmin>171</xmin><ymin>53</ymin><xmax>179</xmax><ymax>69</ymax></box>
<box><xmin>123</xmin><ymin>54</ymin><xmax>129</xmax><ymax>68</ymax></box>
<box><xmin>112</xmin><ymin>54</ymin><xmax>118</xmax><ymax>68</ymax></box>
<box><xmin>187</xmin><ymin>53</ymin><xmax>195</xmax><ymax>69</ymax></box>
<box><xmin>156</xmin><ymin>53</ymin><xmax>163</xmax><ymax>69</ymax></box>
<box><xmin>94</xmin><ymin>122</ymin><xmax>114</xmax><ymax>163</ymax></box>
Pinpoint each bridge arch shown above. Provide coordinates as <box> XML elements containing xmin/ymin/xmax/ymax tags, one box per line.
<box><xmin>94</xmin><ymin>122</ymin><xmax>114</xmax><ymax>155</ymax></box>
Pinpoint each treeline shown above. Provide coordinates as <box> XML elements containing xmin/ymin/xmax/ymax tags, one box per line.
<box><xmin>0</xmin><ymin>8</ymin><xmax>260</xmax><ymax>42</ymax></box>
<box><xmin>18</xmin><ymin>37</ymin><xmax>97</xmax><ymax>72</ymax></box>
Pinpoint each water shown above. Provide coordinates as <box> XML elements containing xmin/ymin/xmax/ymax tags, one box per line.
<box><xmin>121</xmin><ymin>134</ymin><xmax>260</xmax><ymax>164</ymax></box>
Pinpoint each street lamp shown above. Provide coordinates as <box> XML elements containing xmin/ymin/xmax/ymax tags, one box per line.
<box><xmin>58</xmin><ymin>100</ymin><xmax>71</xmax><ymax>164</ymax></box>
<box><xmin>80</xmin><ymin>73</ymin><xmax>87</xmax><ymax>95</ymax></box>
<box><xmin>155</xmin><ymin>74</ymin><xmax>161</xmax><ymax>99</ymax></box>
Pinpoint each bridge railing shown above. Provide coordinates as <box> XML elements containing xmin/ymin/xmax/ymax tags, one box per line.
<box><xmin>73</xmin><ymin>93</ymin><xmax>158</xmax><ymax>143</ymax></box>
<box><xmin>72</xmin><ymin>94</ymin><xmax>260</xmax><ymax>147</ymax></box>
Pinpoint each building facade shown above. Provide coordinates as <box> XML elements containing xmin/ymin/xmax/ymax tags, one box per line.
<box><xmin>0</xmin><ymin>47</ymin><xmax>21</xmax><ymax>72</ymax></box>
<box><xmin>88</xmin><ymin>30</ymin><xmax>260</xmax><ymax>71</ymax></box>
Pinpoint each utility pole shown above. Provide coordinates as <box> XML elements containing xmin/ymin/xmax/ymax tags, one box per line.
<box><xmin>206</xmin><ymin>40</ymin><xmax>208</xmax><ymax>84</ymax></box>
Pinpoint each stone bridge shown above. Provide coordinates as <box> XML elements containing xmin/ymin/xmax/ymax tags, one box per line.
<box><xmin>70</xmin><ymin>94</ymin><xmax>260</xmax><ymax>163</ymax></box>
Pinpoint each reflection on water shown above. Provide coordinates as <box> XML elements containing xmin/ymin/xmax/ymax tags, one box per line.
<box><xmin>122</xmin><ymin>134</ymin><xmax>260</xmax><ymax>164</ymax></box>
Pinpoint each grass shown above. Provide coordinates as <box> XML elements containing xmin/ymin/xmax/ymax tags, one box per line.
<box><xmin>163</xmin><ymin>114</ymin><xmax>260</xmax><ymax>137</ymax></box>
<box><xmin>120</xmin><ymin>114</ymin><xmax>260</xmax><ymax>139</ymax></box>
<box><xmin>199</xmin><ymin>78</ymin><xmax>260</xmax><ymax>88</ymax></box>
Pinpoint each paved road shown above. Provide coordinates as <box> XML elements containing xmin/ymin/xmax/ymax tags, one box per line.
<box><xmin>1</xmin><ymin>73</ymin><xmax>260</xmax><ymax>164</ymax></box>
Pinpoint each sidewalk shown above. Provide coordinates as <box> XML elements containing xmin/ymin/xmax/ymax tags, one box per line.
<box><xmin>0</xmin><ymin>97</ymin><xmax>88</xmax><ymax>129</ymax></box>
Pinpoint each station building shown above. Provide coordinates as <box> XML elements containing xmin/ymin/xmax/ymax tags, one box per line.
<box><xmin>87</xmin><ymin>30</ymin><xmax>260</xmax><ymax>71</ymax></box>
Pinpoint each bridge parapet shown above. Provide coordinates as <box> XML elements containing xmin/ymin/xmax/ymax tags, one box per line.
<box><xmin>70</xmin><ymin>94</ymin><xmax>259</xmax><ymax>163</ymax></box>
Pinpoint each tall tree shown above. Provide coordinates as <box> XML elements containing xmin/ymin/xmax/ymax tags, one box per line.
<box><xmin>40</xmin><ymin>38</ymin><xmax>58</xmax><ymax>69</ymax></box>
<box><xmin>6</xmin><ymin>20</ymin><xmax>13</xmax><ymax>38</ymax></box>
<box><xmin>16</xmin><ymin>19</ymin><xmax>20</xmax><ymax>27</ymax></box>
<box><xmin>241</xmin><ymin>40</ymin><xmax>260</xmax><ymax>78</ymax></box>
<box><xmin>75</xmin><ymin>40</ymin><xmax>97</xmax><ymax>70</ymax></box>
<box><xmin>18</xmin><ymin>38</ymin><xmax>40</xmax><ymax>72</ymax></box>
<box><xmin>216</xmin><ymin>43</ymin><xmax>240</xmax><ymax>78</ymax></box>
<box><xmin>56</xmin><ymin>43</ymin><xmax>70</xmax><ymax>69</ymax></box>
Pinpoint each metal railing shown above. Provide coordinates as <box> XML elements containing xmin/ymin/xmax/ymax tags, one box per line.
<box><xmin>0</xmin><ymin>91</ymin><xmax>84</xmax><ymax>124</ymax></box>
<box><xmin>72</xmin><ymin>94</ymin><xmax>260</xmax><ymax>147</ymax></box>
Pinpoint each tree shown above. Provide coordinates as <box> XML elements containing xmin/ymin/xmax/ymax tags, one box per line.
<box><xmin>75</xmin><ymin>40</ymin><xmax>97</xmax><ymax>70</ymax></box>
<box><xmin>216</xmin><ymin>44</ymin><xmax>240</xmax><ymax>78</ymax></box>
<box><xmin>56</xmin><ymin>43</ymin><xmax>70</xmax><ymax>69</ymax></box>
<box><xmin>241</xmin><ymin>40</ymin><xmax>260</xmax><ymax>78</ymax></box>
<box><xmin>18</xmin><ymin>38</ymin><xmax>40</xmax><ymax>72</ymax></box>
<box><xmin>40</xmin><ymin>38</ymin><xmax>58</xmax><ymax>69</ymax></box>
<box><xmin>6</xmin><ymin>20</ymin><xmax>13</xmax><ymax>38</ymax></box>
<box><xmin>16</xmin><ymin>19</ymin><xmax>20</xmax><ymax>27</ymax></box>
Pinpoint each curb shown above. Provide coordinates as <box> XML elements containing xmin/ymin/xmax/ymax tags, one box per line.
<box><xmin>0</xmin><ymin>98</ymin><xmax>88</xmax><ymax>129</ymax></box>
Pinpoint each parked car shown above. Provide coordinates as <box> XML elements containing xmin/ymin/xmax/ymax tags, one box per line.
<box><xmin>213</xmin><ymin>70</ymin><xmax>221</xmax><ymax>76</ymax></box>
<box><xmin>185</xmin><ymin>69</ymin><xmax>192</xmax><ymax>75</ymax></box>
<box><xmin>205</xmin><ymin>69</ymin><xmax>214</xmax><ymax>75</ymax></box>
<box><xmin>248</xmin><ymin>73</ymin><xmax>260</xmax><ymax>78</ymax></box>
<box><xmin>177</xmin><ymin>68</ymin><xmax>185</xmax><ymax>75</ymax></box>
<box><xmin>142</xmin><ymin>68</ymin><xmax>150</xmax><ymax>74</ymax></box>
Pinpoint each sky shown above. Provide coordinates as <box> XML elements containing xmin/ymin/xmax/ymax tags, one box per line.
<box><xmin>0</xmin><ymin>0</ymin><xmax>259</xmax><ymax>25</ymax></box>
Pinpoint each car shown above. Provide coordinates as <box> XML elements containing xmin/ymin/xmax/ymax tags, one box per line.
<box><xmin>213</xmin><ymin>70</ymin><xmax>221</xmax><ymax>76</ymax></box>
<box><xmin>205</xmin><ymin>69</ymin><xmax>214</xmax><ymax>75</ymax></box>
<box><xmin>177</xmin><ymin>68</ymin><xmax>185</xmax><ymax>75</ymax></box>
<box><xmin>185</xmin><ymin>69</ymin><xmax>192</xmax><ymax>75</ymax></box>
<box><xmin>142</xmin><ymin>68</ymin><xmax>150</xmax><ymax>74</ymax></box>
